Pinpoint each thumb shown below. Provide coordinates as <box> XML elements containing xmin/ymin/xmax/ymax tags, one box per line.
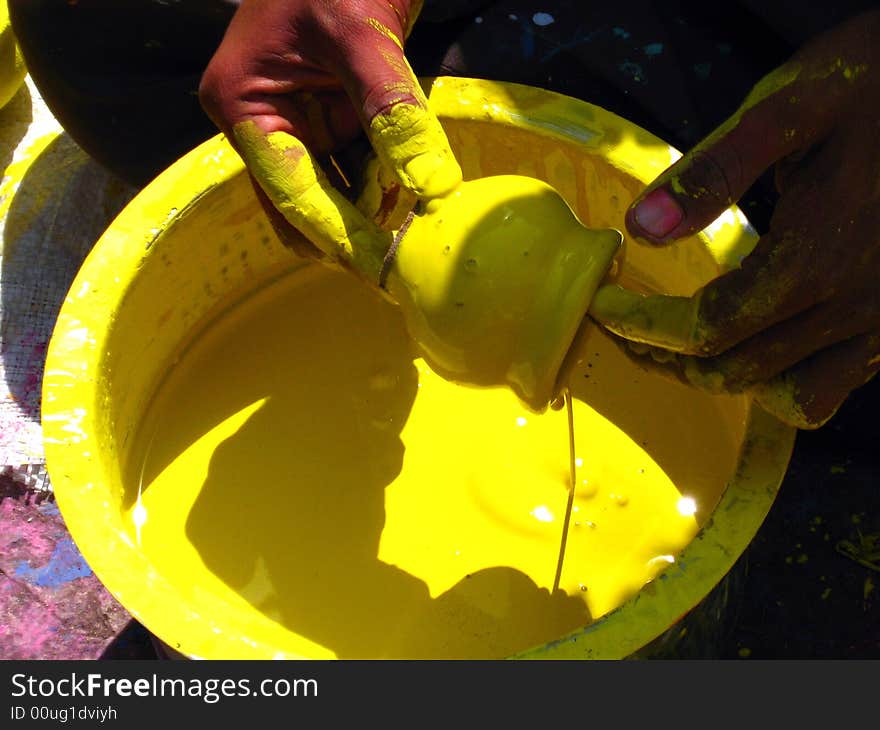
<box><xmin>626</xmin><ymin>111</ymin><xmax>792</xmax><ymax>245</ymax></box>
<box><xmin>625</xmin><ymin>5</ymin><xmax>880</xmax><ymax>247</ymax></box>
<box><xmin>625</xmin><ymin>59</ymin><xmax>831</xmax><ymax>245</ymax></box>
<box><xmin>334</xmin><ymin>13</ymin><xmax>462</xmax><ymax>200</ymax></box>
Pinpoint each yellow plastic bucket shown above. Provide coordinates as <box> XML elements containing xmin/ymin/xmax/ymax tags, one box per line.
<box><xmin>42</xmin><ymin>78</ymin><xmax>795</xmax><ymax>659</ymax></box>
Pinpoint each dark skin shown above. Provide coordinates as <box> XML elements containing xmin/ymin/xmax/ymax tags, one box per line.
<box><xmin>198</xmin><ymin>0</ymin><xmax>461</xmax><ymax>259</ymax></box>
<box><xmin>591</xmin><ymin>9</ymin><xmax>880</xmax><ymax>429</ymax></box>
<box><xmin>200</xmin><ymin>2</ymin><xmax>880</xmax><ymax>430</ymax></box>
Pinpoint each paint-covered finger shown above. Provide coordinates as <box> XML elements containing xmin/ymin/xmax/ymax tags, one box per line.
<box><xmin>336</xmin><ymin>16</ymin><xmax>462</xmax><ymax>199</ymax></box>
<box><xmin>588</xmin><ymin>284</ymin><xmax>701</xmax><ymax>352</ymax></box>
<box><xmin>753</xmin><ymin>332</ymin><xmax>880</xmax><ymax>429</ymax></box>
<box><xmin>232</xmin><ymin>120</ymin><xmax>391</xmax><ymax>282</ymax></box>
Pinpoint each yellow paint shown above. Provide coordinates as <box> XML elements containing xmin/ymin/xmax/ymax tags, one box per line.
<box><xmin>125</xmin><ymin>264</ymin><xmax>731</xmax><ymax>659</ymax></box>
<box><xmin>0</xmin><ymin>2</ymin><xmax>26</xmax><ymax>110</ymax></box>
<box><xmin>42</xmin><ymin>77</ymin><xmax>796</xmax><ymax>660</ymax></box>
<box><xmin>232</xmin><ymin>121</ymin><xmax>390</xmax><ymax>282</ymax></box>
<box><xmin>589</xmin><ymin>284</ymin><xmax>701</xmax><ymax>352</ymax></box>
<box><xmin>368</xmin><ymin>99</ymin><xmax>463</xmax><ymax>199</ymax></box>
<box><xmin>366</xmin><ymin>17</ymin><xmax>403</xmax><ymax>49</ymax></box>
<box><xmin>386</xmin><ymin>175</ymin><xmax>621</xmax><ymax>411</ymax></box>
<box><xmin>234</xmin><ymin>120</ymin><xmax>620</xmax><ymax>411</ymax></box>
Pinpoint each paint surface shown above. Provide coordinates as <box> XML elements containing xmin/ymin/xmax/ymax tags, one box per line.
<box><xmin>125</xmin><ymin>264</ymin><xmax>745</xmax><ymax>659</ymax></box>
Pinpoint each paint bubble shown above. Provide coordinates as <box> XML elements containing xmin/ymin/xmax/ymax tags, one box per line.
<box><xmin>579</xmin><ymin>479</ymin><xmax>598</xmax><ymax>498</ymax></box>
<box><xmin>610</xmin><ymin>493</ymin><xmax>629</xmax><ymax>506</ymax></box>
<box><xmin>464</xmin><ymin>258</ymin><xmax>479</xmax><ymax>272</ymax></box>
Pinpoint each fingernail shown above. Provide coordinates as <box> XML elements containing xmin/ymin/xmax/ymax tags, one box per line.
<box><xmin>632</xmin><ymin>187</ymin><xmax>684</xmax><ymax>240</ymax></box>
<box><xmin>403</xmin><ymin>151</ymin><xmax>462</xmax><ymax>199</ymax></box>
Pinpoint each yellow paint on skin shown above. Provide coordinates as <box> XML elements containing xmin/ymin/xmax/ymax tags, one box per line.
<box><xmin>125</xmin><ymin>264</ymin><xmax>723</xmax><ymax>659</ymax></box>
<box><xmin>369</xmin><ymin>101</ymin><xmax>463</xmax><ymax>199</ymax></box>
<box><xmin>589</xmin><ymin>284</ymin><xmax>701</xmax><ymax>352</ymax></box>
<box><xmin>672</xmin><ymin>61</ymin><xmax>803</xmax><ymax>167</ymax></box>
<box><xmin>367</xmin><ymin>17</ymin><xmax>403</xmax><ymax>49</ymax></box>
<box><xmin>232</xmin><ymin>121</ymin><xmax>390</xmax><ymax>282</ymax></box>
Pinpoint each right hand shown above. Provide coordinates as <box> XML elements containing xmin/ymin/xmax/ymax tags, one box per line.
<box><xmin>590</xmin><ymin>10</ymin><xmax>880</xmax><ymax>429</ymax></box>
<box><xmin>198</xmin><ymin>0</ymin><xmax>462</xmax><ymax>262</ymax></box>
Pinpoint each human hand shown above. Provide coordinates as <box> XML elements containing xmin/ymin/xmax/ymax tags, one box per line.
<box><xmin>589</xmin><ymin>10</ymin><xmax>880</xmax><ymax>429</ymax></box>
<box><xmin>199</xmin><ymin>0</ymin><xmax>461</xmax><ymax>267</ymax></box>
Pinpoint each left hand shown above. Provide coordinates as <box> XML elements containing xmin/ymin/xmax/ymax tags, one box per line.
<box><xmin>589</xmin><ymin>10</ymin><xmax>880</xmax><ymax>429</ymax></box>
<box><xmin>198</xmin><ymin>0</ymin><xmax>462</xmax><ymax>267</ymax></box>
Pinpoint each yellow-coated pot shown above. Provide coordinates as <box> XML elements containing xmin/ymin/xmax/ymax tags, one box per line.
<box><xmin>42</xmin><ymin>78</ymin><xmax>795</xmax><ymax>659</ymax></box>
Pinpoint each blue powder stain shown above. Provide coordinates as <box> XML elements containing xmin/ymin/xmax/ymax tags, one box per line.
<box><xmin>39</xmin><ymin>501</ymin><xmax>60</xmax><ymax>516</ymax></box>
<box><xmin>643</xmin><ymin>42</ymin><xmax>663</xmax><ymax>56</ymax></box>
<box><xmin>14</xmin><ymin>538</ymin><xmax>92</xmax><ymax>587</ymax></box>
<box><xmin>612</xmin><ymin>27</ymin><xmax>631</xmax><ymax>39</ymax></box>
<box><xmin>619</xmin><ymin>60</ymin><xmax>645</xmax><ymax>83</ymax></box>
<box><xmin>693</xmin><ymin>62</ymin><xmax>712</xmax><ymax>80</ymax></box>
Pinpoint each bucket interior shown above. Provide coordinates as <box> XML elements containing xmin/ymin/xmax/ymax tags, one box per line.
<box><xmin>43</xmin><ymin>79</ymin><xmax>793</xmax><ymax>659</ymax></box>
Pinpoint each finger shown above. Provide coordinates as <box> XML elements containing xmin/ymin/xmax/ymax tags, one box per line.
<box><xmin>231</xmin><ymin>121</ymin><xmax>391</xmax><ymax>283</ymax></box>
<box><xmin>247</xmin><ymin>173</ymin><xmax>326</xmax><ymax>261</ymax></box>
<box><xmin>626</xmin><ymin>11</ymin><xmax>877</xmax><ymax>245</ymax></box>
<box><xmin>600</xmin><ymin>280</ymin><xmax>878</xmax><ymax>391</ymax></box>
<box><xmin>678</xmin><ymin>292</ymin><xmax>878</xmax><ymax>391</ymax></box>
<box><xmin>588</xmin><ymin>284</ymin><xmax>701</xmax><ymax>352</ymax></box>
<box><xmin>593</xmin><ymin>211</ymin><xmax>845</xmax><ymax>357</ymax></box>
<box><xmin>753</xmin><ymin>332</ymin><xmax>880</xmax><ymax>429</ymax></box>
<box><xmin>331</xmin><ymin>12</ymin><xmax>462</xmax><ymax>199</ymax></box>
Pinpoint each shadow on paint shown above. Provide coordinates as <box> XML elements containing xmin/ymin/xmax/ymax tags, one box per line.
<box><xmin>181</xmin><ymin>277</ymin><xmax>590</xmax><ymax>658</ymax></box>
